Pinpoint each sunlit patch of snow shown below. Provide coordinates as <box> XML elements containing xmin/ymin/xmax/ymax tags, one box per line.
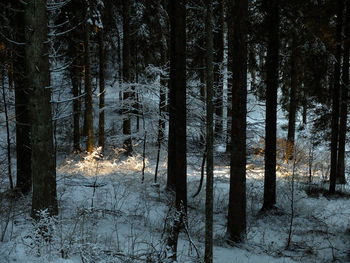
<box><xmin>58</xmin><ymin>147</ymin><xmax>151</xmax><ymax>177</ymax></box>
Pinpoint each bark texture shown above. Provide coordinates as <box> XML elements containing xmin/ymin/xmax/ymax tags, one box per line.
<box><xmin>263</xmin><ymin>0</ymin><xmax>280</xmax><ymax>209</ymax></box>
<box><xmin>337</xmin><ymin>0</ymin><xmax>349</xmax><ymax>185</ymax></box>
<box><xmin>204</xmin><ymin>0</ymin><xmax>214</xmax><ymax>261</ymax></box>
<box><xmin>226</xmin><ymin>0</ymin><xmax>248</xmax><ymax>241</ymax></box>
<box><xmin>329</xmin><ymin>0</ymin><xmax>344</xmax><ymax>193</ymax></box>
<box><xmin>25</xmin><ymin>0</ymin><xmax>58</xmax><ymax>217</ymax></box>
<box><xmin>10</xmin><ymin>1</ymin><xmax>32</xmax><ymax>194</ymax></box>
<box><xmin>166</xmin><ymin>0</ymin><xmax>187</xmax><ymax>260</ymax></box>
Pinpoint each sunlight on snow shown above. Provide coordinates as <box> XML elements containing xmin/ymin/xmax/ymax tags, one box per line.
<box><xmin>58</xmin><ymin>147</ymin><xmax>150</xmax><ymax>177</ymax></box>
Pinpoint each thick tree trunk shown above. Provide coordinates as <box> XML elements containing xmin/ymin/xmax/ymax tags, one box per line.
<box><xmin>263</xmin><ymin>0</ymin><xmax>279</xmax><ymax>210</ymax></box>
<box><xmin>286</xmin><ymin>39</ymin><xmax>298</xmax><ymax>160</ymax></box>
<box><xmin>337</xmin><ymin>0</ymin><xmax>349</xmax><ymax>185</ymax></box>
<box><xmin>329</xmin><ymin>0</ymin><xmax>344</xmax><ymax>193</ymax></box>
<box><xmin>204</xmin><ymin>0</ymin><xmax>214</xmax><ymax>261</ymax></box>
<box><xmin>25</xmin><ymin>0</ymin><xmax>57</xmax><ymax>217</ymax></box>
<box><xmin>226</xmin><ymin>0</ymin><xmax>247</xmax><ymax>241</ymax></box>
<box><xmin>83</xmin><ymin>22</ymin><xmax>94</xmax><ymax>154</ymax></box>
<box><xmin>166</xmin><ymin>0</ymin><xmax>187</xmax><ymax>260</ymax></box>
<box><xmin>122</xmin><ymin>0</ymin><xmax>132</xmax><ymax>155</ymax></box>
<box><xmin>214</xmin><ymin>0</ymin><xmax>224</xmax><ymax>139</ymax></box>
<box><xmin>98</xmin><ymin>29</ymin><xmax>105</xmax><ymax>153</ymax></box>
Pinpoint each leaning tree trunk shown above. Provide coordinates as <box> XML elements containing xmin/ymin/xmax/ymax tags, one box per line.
<box><xmin>204</xmin><ymin>0</ymin><xmax>214</xmax><ymax>261</ymax></box>
<box><xmin>329</xmin><ymin>0</ymin><xmax>344</xmax><ymax>194</ymax></box>
<box><xmin>263</xmin><ymin>0</ymin><xmax>279</xmax><ymax>210</ymax></box>
<box><xmin>25</xmin><ymin>0</ymin><xmax>58</xmax><ymax>217</ymax></box>
<box><xmin>226</xmin><ymin>0</ymin><xmax>247</xmax><ymax>242</ymax></box>
<box><xmin>337</xmin><ymin>0</ymin><xmax>349</xmax><ymax>185</ymax></box>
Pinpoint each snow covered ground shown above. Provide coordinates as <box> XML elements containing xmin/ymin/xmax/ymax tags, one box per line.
<box><xmin>0</xmin><ymin>147</ymin><xmax>349</xmax><ymax>263</ymax></box>
<box><xmin>1</xmin><ymin>71</ymin><xmax>349</xmax><ymax>262</ymax></box>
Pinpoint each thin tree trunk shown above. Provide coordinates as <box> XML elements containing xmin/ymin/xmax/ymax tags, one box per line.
<box><xmin>70</xmin><ymin>44</ymin><xmax>82</xmax><ymax>153</ymax></box>
<box><xmin>158</xmin><ymin>47</ymin><xmax>167</xmax><ymax>147</ymax></box>
<box><xmin>329</xmin><ymin>0</ymin><xmax>344</xmax><ymax>194</ymax></box>
<box><xmin>122</xmin><ymin>0</ymin><xmax>132</xmax><ymax>155</ymax></box>
<box><xmin>98</xmin><ymin>29</ymin><xmax>105</xmax><ymax>153</ymax></box>
<box><xmin>135</xmin><ymin>43</ymin><xmax>140</xmax><ymax>132</ymax></box>
<box><xmin>71</xmin><ymin>67</ymin><xmax>81</xmax><ymax>152</ymax></box>
<box><xmin>83</xmin><ymin>22</ymin><xmax>94</xmax><ymax>153</ymax></box>
<box><xmin>214</xmin><ymin>0</ymin><xmax>224</xmax><ymax>139</ymax></box>
<box><xmin>1</xmin><ymin>70</ymin><xmax>13</xmax><ymax>190</ymax></box>
<box><xmin>263</xmin><ymin>0</ymin><xmax>279</xmax><ymax>210</ymax></box>
<box><xmin>25</xmin><ymin>0</ymin><xmax>57</xmax><ymax>217</ymax></box>
<box><xmin>116</xmin><ymin>26</ymin><xmax>123</xmax><ymax>101</ymax></box>
<box><xmin>192</xmin><ymin>147</ymin><xmax>206</xmax><ymax>198</ymax></box>
<box><xmin>286</xmin><ymin>39</ymin><xmax>298</xmax><ymax>160</ymax></box>
<box><xmin>200</xmin><ymin>57</ymin><xmax>206</xmax><ymax>145</ymax></box>
<box><xmin>155</xmin><ymin>47</ymin><xmax>167</xmax><ymax>184</ymax></box>
<box><xmin>337</xmin><ymin>0</ymin><xmax>349</xmax><ymax>185</ymax></box>
<box><xmin>204</xmin><ymin>0</ymin><xmax>214</xmax><ymax>261</ymax></box>
<box><xmin>226</xmin><ymin>86</ymin><xmax>232</xmax><ymax>152</ymax></box>
<box><xmin>226</xmin><ymin>0</ymin><xmax>247</xmax><ymax>241</ymax></box>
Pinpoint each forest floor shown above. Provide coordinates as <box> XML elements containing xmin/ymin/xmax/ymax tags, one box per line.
<box><xmin>0</xmin><ymin>146</ymin><xmax>349</xmax><ymax>263</ymax></box>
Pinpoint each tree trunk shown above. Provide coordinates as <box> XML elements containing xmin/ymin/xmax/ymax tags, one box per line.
<box><xmin>329</xmin><ymin>0</ymin><xmax>344</xmax><ymax>194</ymax></box>
<box><xmin>166</xmin><ymin>0</ymin><xmax>187</xmax><ymax>259</ymax></box>
<box><xmin>83</xmin><ymin>22</ymin><xmax>94</xmax><ymax>154</ymax></box>
<box><xmin>1</xmin><ymin>70</ymin><xmax>13</xmax><ymax>190</ymax></box>
<box><xmin>69</xmin><ymin>43</ymin><xmax>82</xmax><ymax>153</ymax></box>
<box><xmin>286</xmin><ymin>39</ymin><xmax>298</xmax><ymax>160</ymax></box>
<box><xmin>25</xmin><ymin>0</ymin><xmax>57</xmax><ymax>217</ymax></box>
<box><xmin>155</xmin><ymin>44</ymin><xmax>168</xmax><ymax>183</ymax></box>
<box><xmin>204</xmin><ymin>0</ymin><xmax>214</xmax><ymax>261</ymax></box>
<box><xmin>214</xmin><ymin>0</ymin><xmax>224</xmax><ymax>139</ymax></box>
<box><xmin>98</xmin><ymin>29</ymin><xmax>105</xmax><ymax>153</ymax></box>
<box><xmin>226</xmin><ymin>86</ymin><xmax>232</xmax><ymax>152</ymax></box>
<box><xmin>11</xmin><ymin>3</ymin><xmax>32</xmax><ymax>194</ymax></box>
<box><xmin>159</xmin><ymin>46</ymin><xmax>167</xmax><ymax>142</ymax></box>
<box><xmin>122</xmin><ymin>0</ymin><xmax>132</xmax><ymax>155</ymax></box>
<box><xmin>116</xmin><ymin>26</ymin><xmax>122</xmax><ymax>101</ymax></box>
<box><xmin>226</xmin><ymin>0</ymin><xmax>247</xmax><ymax>241</ymax></box>
<box><xmin>337</xmin><ymin>0</ymin><xmax>349</xmax><ymax>185</ymax></box>
<box><xmin>263</xmin><ymin>0</ymin><xmax>279</xmax><ymax>210</ymax></box>
<box><xmin>200</xmin><ymin>57</ymin><xmax>206</xmax><ymax>145</ymax></box>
